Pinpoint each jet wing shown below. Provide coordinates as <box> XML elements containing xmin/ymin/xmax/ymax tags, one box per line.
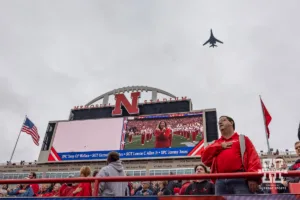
<box><xmin>203</xmin><ymin>39</ymin><xmax>210</xmax><ymax>46</ymax></box>
<box><xmin>215</xmin><ymin>38</ymin><xmax>223</xmax><ymax>44</ymax></box>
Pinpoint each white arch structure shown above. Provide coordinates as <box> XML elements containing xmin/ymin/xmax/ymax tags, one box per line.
<box><xmin>85</xmin><ymin>85</ymin><xmax>177</xmax><ymax>106</ymax></box>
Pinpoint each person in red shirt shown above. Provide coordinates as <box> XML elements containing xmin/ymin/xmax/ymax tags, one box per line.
<box><xmin>37</xmin><ymin>184</ymin><xmax>52</xmax><ymax>197</ymax></box>
<box><xmin>59</xmin><ymin>179</ymin><xmax>78</xmax><ymax>197</ymax></box>
<box><xmin>28</xmin><ymin>172</ymin><xmax>39</xmax><ymax>196</ymax></box>
<box><xmin>154</xmin><ymin>121</ymin><xmax>171</xmax><ymax>148</ymax></box>
<box><xmin>179</xmin><ymin>180</ymin><xmax>190</xmax><ymax>195</ymax></box>
<box><xmin>50</xmin><ymin>183</ymin><xmax>61</xmax><ymax>197</ymax></box>
<box><xmin>184</xmin><ymin>164</ymin><xmax>215</xmax><ymax>195</ymax></box>
<box><xmin>72</xmin><ymin>166</ymin><xmax>92</xmax><ymax>197</ymax></box>
<box><xmin>201</xmin><ymin>116</ymin><xmax>262</xmax><ymax>195</ymax></box>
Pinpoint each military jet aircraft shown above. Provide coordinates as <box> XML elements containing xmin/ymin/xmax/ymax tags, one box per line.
<box><xmin>203</xmin><ymin>29</ymin><xmax>223</xmax><ymax>48</ymax></box>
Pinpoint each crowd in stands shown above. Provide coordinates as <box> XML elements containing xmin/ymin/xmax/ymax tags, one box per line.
<box><xmin>0</xmin><ymin>167</ymin><xmax>92</xmax><ymax>197</ymax></box>
<box><xmin>0</xmin><ymin>161</ymin><xmax>216</xmax><ymax>197</ymax></box>
<box><xmin>1</xmin><ymin>116</ymin><xmax>300</xmax><ymax>197</ymax></box>
<box><xmin>0</xmin><ymin>150</ymin><xmax>299</xmax><ymax>197</ymax></box>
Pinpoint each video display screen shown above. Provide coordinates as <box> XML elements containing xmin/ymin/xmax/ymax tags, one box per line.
<box><xmin>48</xmin><ymin>112</ymin><xmax>204</xmax><ymax>162</ymax></box>
<box><xmin>124</xmin><ymin>115</ymin><xmax>203</xmax><ymax>149</ymax></box>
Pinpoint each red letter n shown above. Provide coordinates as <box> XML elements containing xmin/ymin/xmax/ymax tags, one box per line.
<box><xmin>112</xmin><ymin>92</ymin><xmax>141</xmax><ymax>116</ymax></box>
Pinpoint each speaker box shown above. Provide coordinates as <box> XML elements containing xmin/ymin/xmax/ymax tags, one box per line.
<box><xmin>41</xmin><ymin>123</ymin><xmax>56</xmax><ymax>151</ymax></box>
<box><xmin>205</xmin><ymin>111</ymin><xmax>219</xmax><ymax>143</ymax></box>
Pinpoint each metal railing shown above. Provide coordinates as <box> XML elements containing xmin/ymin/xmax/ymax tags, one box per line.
<box><xmin>1</xmin><ymin>171</ymin><xmax>300</xmax><ymax>197</ymax></box>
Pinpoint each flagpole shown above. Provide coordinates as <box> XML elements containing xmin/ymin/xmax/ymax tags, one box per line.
<box><xmin>259</xmin><ymin>95</ymin><xmax>271</xmax><ymax>155</ymax></box>
<box><xmin>9</xmin><ymin>115</ymin><xmax>27</xmax><ymax>163</ymax></box>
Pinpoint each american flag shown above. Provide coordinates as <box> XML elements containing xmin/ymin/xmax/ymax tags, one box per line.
<box><xmin>21</xmin><ymin>117</ymin><xmax>40</xmax><ymax>146</ymax></box>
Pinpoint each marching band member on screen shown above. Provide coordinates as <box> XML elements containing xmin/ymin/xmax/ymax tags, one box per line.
<box><xmin>185</xmin><ymin>125</ymin><xmax>189</xmax><ymax>139</ymax></box>
<box><xmin>128</xmin><ymin>130</ymin><xmax>134</xmax><ymax>143</ymax></box>
<box><xmin>187</xmin><ymin>124</ymin><xmax>192</xmax><ymax>140</ymax></box>
<box><xmin>199</xmin><ymin>125</ymin><xmax>204</xmax><ymax>139</ymax></box>
<box><xmin>154</xmin><ymin>121</ymin><xmax>171</xmax><ymax>148</ymax></box>
<box><xmin>192</xmin><ymin>123</ymin><xmax>198</xmax><ymax>142</ymax></box>
<box><xmin>146</xmin><ymin>128</ymin><xmax>150</xmax><ymax>143</ymax></box>
<box><xmin>141</xmin><ymin>126</ymin><xmax>146</xmax><ymax>145</ymax></box>
<box><xmin>167</xmin><ymin>125</ymin><xmax>173</xmax><ymax>148</ymax></box>
<box><xmin>180</xmin><ymin>124</ymin><xmax>184</xmax><ymax>138</ymax></box>
<box><xmin>150</xmin><ymin>128</ymin><xmax>153</xmax><ymax>141</ymax></box>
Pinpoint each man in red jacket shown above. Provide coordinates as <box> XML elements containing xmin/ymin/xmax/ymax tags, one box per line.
<box><xmin>201</xmin><ymin>116</ymin><xmax>262</xmax><ymax>195</ymax></box>
<box><xmin>28</xmin><ymin>172</ymin><xmax>39</xmax><ymax>196</ymax></box>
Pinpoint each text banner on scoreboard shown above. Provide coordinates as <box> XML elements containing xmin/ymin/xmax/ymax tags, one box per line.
<box><xmin>48</xmin><ymin>112</ymin><xmax>204</xmax><ymax>162</ymax></box>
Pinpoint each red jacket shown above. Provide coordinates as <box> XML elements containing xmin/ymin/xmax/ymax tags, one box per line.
<box><xmin>179</xmin><ymin>182</ymin><xmax>190</xmax><ymax>195</ymax></box>
<box><xmin>59</xmin><ymin>184</ymin><xmax>77</xmax><ymax>197</ymax></box>
<box><xmin>154</xmin><ymin>128</ymin><xmax>171</xmax><ymax>148</ymax></box>
<box><xmin>30</xmin><ymin>184</ymin><xmax>39</xmax><ymax>195</ymax></box>
<box><xmin>201</xmin><ymin>132</ymin><xmax>262</xmax><ymax>183</ymax></box>
<box><xmin>73</xmin><ymin>183</ymin><xmax>92</xmax><ymax>197</ymax></box>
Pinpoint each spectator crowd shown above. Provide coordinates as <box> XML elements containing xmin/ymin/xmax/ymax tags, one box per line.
<box><xmin>1</xmin><ymin>116</ymin><xmax>300</xmax><ymax>197</ymax></box>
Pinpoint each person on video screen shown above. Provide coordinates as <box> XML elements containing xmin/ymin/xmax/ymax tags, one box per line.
<box><xmin>141</xmin><ymin>126</ymin><xmax>146</xmax><ymax>146</ymax></box>
<box><xmin>146</xmin><ymin>128</ymin><xmax>150</xmax><ymax>143</ymax></box>
<box><xmin>149</xmin><ymin>128</ymin><xmax>153</xmax><ymax>141</ymax></box>
<box><xmin>167</xmin><ymin>125</ymin><xmax>173</xmax><ymax>148</ymax></box>
<box><xmin>128</xmin><ymin>129</ymin><xmax>134</xmax><ymax>143</ymax></box>
<box><xmin>192</xmin><ymin>123</ymin><xmax>198</xmax><ymax>142</ymax></box>
<box><xmin>154</xmin><ymin>121</ymin><xmax>171</xmax><ymax>148</ymax></box>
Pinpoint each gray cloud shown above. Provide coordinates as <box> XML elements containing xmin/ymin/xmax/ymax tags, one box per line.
<box><xmin>0</xmin><ymin>0</ymin><xmax>299</xmax><ymax>162</ymax></box>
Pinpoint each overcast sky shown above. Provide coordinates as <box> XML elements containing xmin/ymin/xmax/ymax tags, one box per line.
<box><xmin>0</xmin><ymin>0</ymin><xmax>299</xmax><ymax>163</ymax></box>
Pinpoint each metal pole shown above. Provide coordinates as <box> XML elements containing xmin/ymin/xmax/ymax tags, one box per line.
<box><xmin>259</xmin><ymin>95</ymin><xmax>271</xmax><ymax>155</ymax></box>
<box><xmin>9</xmin><ymin>115</ymin><xmax>27</xmax><ymax>162</ymax></box>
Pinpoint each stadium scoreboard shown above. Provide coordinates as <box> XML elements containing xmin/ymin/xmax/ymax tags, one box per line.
<box><xmin>38</xmin><ymin>86</ymin><xmax>219</xmax><ymax>164</ymax></box>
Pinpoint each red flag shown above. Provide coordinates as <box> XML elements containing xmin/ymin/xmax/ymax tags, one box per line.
<box><xmin>260</xmin><ymin>98</ymin><xmax>272</xmax><ymax>138</ymax></box>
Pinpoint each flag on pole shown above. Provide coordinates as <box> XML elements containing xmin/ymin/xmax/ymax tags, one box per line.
<box><xmin>21</xmin><ymin>117</ymin><xmax>40</xmax><ymax>146</ymax></box>
<box><xmin>260</xmin><ymin>97</ymin><xmax>272</xmax><ymax>139</ymax></box>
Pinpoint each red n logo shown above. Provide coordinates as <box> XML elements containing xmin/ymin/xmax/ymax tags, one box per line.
<box><xmin>112</xmin><ymin>92</ymin><xmax>141</xmax><ymax>116</ymax></box>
